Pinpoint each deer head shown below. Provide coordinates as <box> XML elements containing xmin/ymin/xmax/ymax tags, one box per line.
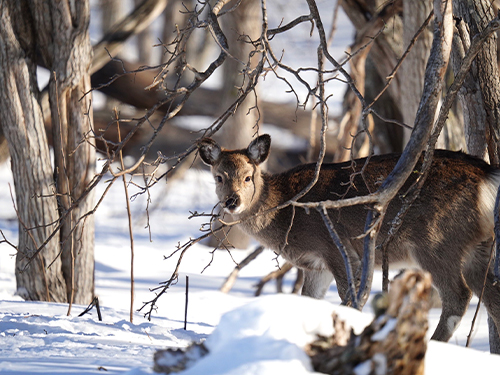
<box><xmin>198</xmin><ymin>134</ymin><xmax>271</xmax><ymax>215</ymax></box>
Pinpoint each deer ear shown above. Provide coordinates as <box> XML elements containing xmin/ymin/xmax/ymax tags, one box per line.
<box><xmin>198</xmin><ymin>138</ymin><xmax>221</xmax><ymax>166</ymax></box>
<box><xmin>247</xmin><ymin>134</ymin><xmax>271</xmax><ymax>165</ymax></box>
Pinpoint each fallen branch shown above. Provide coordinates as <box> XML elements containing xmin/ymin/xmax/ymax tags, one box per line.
<box><xmin>220</xmin><ymin>246</ymin><xmax>264</xmax><ymax>293</ymax></box>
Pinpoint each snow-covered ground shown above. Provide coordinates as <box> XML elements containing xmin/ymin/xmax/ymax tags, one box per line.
<box><xmin>1</xmin><ymin>158</ymin><xmax>500</xmax><ymax>375</ymax></box>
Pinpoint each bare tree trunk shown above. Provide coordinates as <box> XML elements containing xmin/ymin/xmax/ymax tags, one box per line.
<box><xmin>30</xmin><ymin>0</ymin><xmax>95</xmax><ymax>304</ymax></box>
<box><xmin>451</xmin><ymin>20</ymin><xmax>486</xmax><ymax>157</ymax></box>
<box><xmin>35</xmin><ymin>0</ymin><xmax>96</xmax><ymax>305</ymax></box>
<box><xmin>340</xmin><ymin>0</ymin><xmax>405</xmax><ymax>157</ymax></box>
<box><xmin>218</xmin><ymin>0</ymin><xmax>261</xmax><ymax>149</ymax></box>
<box><xmin>454</xmin><ymin>0</ymin><xmax>500</xmax><ymax>161</ymax></box>
<box><xmin>100</xmin><ymin>0</ymin><xmax>125</xmax><ymax>111</ymax></box>
<box><xmin>335</xmin><ymin>43</ymin><xmax>369</xmax><ymax>161</ymax></box>
<box><xmin>0</xmin><ymin>127</ymin><xmax>10</xmax><ymax>164</ymax></box>
<box><xmin>400</xmin><ymin>0</ymin><xmax>433</xmax><ymax>144</ymax></box>
<box><xmin>134</xmin><ymin>0</ymin><xmax>154</xmax><ymax>64</ymax></box>
<box><xmin>101</xmin><ymin>0</ymin><xmax>125</xmax><ymax>32</ymax></box>
<box><xmin>162</xmin><ymin>0</ymin><xmax>186</xmax><ymax>64</ymax></box>
<box><xmin>0</xmin><ymin>1</ymin><xmax>67</xmax><ymax>302</ymax></box>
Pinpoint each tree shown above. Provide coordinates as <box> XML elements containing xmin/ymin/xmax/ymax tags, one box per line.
<box><xmin>0</xmin><ymin>0</ymin><xmax>95</xmax><ymax>305</ymax></box>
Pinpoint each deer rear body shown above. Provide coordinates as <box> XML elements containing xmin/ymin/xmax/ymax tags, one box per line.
<box><xmin>198</xmin><ymin>134</ymin><xmax>500</xmax><ymax>345</ymax></box>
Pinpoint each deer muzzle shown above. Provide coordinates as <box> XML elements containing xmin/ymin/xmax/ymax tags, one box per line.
<box><xmin>224</xmin><ymin>195</ymin><xmax>243</xmax><ymax>214</ymax></box>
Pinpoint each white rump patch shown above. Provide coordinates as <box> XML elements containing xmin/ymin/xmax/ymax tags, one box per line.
<box><xmin>478</xmin><ymin>171</ymin><xmax>500</xmax><ymax>231</ymax></box>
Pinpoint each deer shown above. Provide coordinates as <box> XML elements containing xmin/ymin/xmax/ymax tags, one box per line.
<box><xmin>198</xmin><ymin>133</ymin><xmax>500</xmax><ymax>345</ymax></box>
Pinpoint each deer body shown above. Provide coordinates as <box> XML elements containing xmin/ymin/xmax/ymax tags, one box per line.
<box><xmin>199</xmin><ymin>134</ymin><xmax>500</xmax><ymax>344</ymax></box>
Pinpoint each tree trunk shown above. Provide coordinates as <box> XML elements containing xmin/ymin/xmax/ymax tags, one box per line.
<box><xmin>341</xmin><ymin>0</ymin><xmax>405</xmax><ymax>156</ymax></box>
<box><xmin>454</xmin><ymin>0</ymin><xmax>500</xmax><ymax>162</ymax></box>
<box><xmin>134</xmin><ymin>0</ymin><xmax>154</xmax><ymax>64</ymax></box>
<box><xmin>100</xmin><ymin>0</ymin><xmax>125</xmax><ymax>111</ymax></box>
<box><xmin>0</xmin><ymin>0</ymin><xmax>95</xmax><ymax>305</ymax></box>
<box><xmin>218</xmin><ymin>0</ymin><xmax>261</xmax><ymax>149</ymax></box>
<box><xmin>451</xmin><ymin>19</ymin><xmax>486</xmax><ymax>157</ymax></box>
<box><xmin>0</xmin><ymin>0</ymin><xmax>67</xmax><ymax>302</ymax></box>
<box><xmin>34</xmin><ymin>0</ymin><xmax>96</xmax><ymax>305</ymax></box>
<box><xmin>400</xmin><ymin>0</ymin><xmax>433</xmax><ymax>144</ymax></box>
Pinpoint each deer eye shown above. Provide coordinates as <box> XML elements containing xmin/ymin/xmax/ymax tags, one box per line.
<box><xmin>216</xmin><ymin>176</ymin><xmax>223</xmax><ymax>183</ymax></box>
<box><xmin>245</xmin><ymin>176</ymin><xmax>252</xmax><ymax>182</ymax></box>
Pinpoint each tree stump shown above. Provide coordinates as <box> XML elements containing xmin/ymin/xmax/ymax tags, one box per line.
<box><xmin>307</xmin><ymin>269</ymin><xmax>432</xmax><ymax>375</ymax></box>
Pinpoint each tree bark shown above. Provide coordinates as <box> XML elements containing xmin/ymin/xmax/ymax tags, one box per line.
<box><xmin>100</xmin><ymin>0</ymin><xmax>125</xmax><ymax>111</ymax></box>
<box><xmin>134</xmin><ymin>0</ymin><xmax>154</xmax><ymax>65</ymax></box>
<box><xmin>454</xmin><ymin>0</ymin><xmax>500</xmax><ymax>354</ymax></box>
<box><xmin>340</xmin><ymin>0</ymin><xmax>405</xmax><ymax>156</ymax></box>
<box><xmin>218</xmin><ymin>0</ymin><xmax>261</xmax><ymax>149</ymax></box>
<box><xmin>400</xmin><ymin>0</ymin><xmax>433</xmax><ymax>144</ymax></box>
<box><xmin>451</xmin><ymin>20</ymin><xmax>486</xmax><ymax>157</ymax></box>
<box><xmin>33</xmin><ymin>0</ymin><xmax>96</xmax><ymax>305</ymax></box>
<box><xmin>307</xmin><ymin>270</ymin><xmax>431</xmax><ymax>375</ymax></box>
<box><xmin>0</xmin><ymin>0</ymin><xmax>67</xmax><ymax>302</ymax></box>
<box><xmin>454</xmin><ymin>0</ymin><xmax>500</xmax><ymax>161</ymax></box>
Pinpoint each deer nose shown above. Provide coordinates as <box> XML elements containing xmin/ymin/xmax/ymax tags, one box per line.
<box><xmin>225</xmin><ymin>197</ymin><xmax>238</xmax><ymax>210</ymax></box>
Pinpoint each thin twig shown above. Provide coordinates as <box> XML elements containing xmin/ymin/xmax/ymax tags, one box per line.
<box><xmin>466</xmin><ymin>241</ymin><xmax>495</xmax><ymax>347</ymax></box>
<box><xmin>116</xmin><ymin>113</ymin><xmax>136</xmax><ymax>324</ymax></box>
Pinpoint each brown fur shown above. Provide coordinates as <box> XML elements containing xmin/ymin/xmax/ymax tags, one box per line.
<box><xmin>198</xmin><ymin>134</ymin><xmax>500</xmax><ymax>345</ymax></box>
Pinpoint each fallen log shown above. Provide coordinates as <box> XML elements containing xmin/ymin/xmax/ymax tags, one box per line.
<box><xmin>91</xmin><ymin>58</ymin><xmax>334</xmax><ymax>141</ymax></box>
<box><xmin>307</xmin><ymin>269</ymin><xmax>431</xmax><ymax>375</ymax></box>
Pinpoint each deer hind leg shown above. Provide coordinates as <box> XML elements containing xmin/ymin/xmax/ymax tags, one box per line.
<box><xmin>463</xmin><ymin>241</ymin><xmax>500</xmax><ymax>353</ymax></box>
<box><xmin>413</xmin><ymin>248</ymin><xmax>472</xmax><ymax>342</ymax></box>
<box><xmin>430</xmin><ymin>277</ymin><xmax>472</xmax><ymax>342</ymax></box>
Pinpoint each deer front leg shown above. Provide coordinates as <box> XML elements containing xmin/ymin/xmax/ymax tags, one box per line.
<box><xmin>301</xmin><ymin>269</ymin><xmax>334</xmax><ymax>299</ymax></box>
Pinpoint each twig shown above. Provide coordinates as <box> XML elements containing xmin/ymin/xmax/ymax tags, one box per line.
<box><xmin>78</xmin><ymin>296</ymin><xmax>103</xmax><ymax>321</ymax></box>
<box><xmin>317</xmin><ymin>205</ymin><xmax>358</xmax><ymax>309</ymax></box>
<box><xmin>466</xmin><ymin>241</ymin><xmax>495</xmax><ymax>347</ymax></box>
<box><xmin>116</xmin><ymin>113</ymin><xmax>136</xmax><ymax>324</ymax></box>
<box><xmin>220</xmin><ymin>246</ymin><xmax>265</xmax><ymax>293</ymax></box>
<box><xmin>254</xmin><ymin>262</ymin><xmax>293</xmax><ymax>296</ymax></box>
<box><xmin>184</xmin><ymin>275</ymin><xmax>189</xmax><ymax>330</ymax></box>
